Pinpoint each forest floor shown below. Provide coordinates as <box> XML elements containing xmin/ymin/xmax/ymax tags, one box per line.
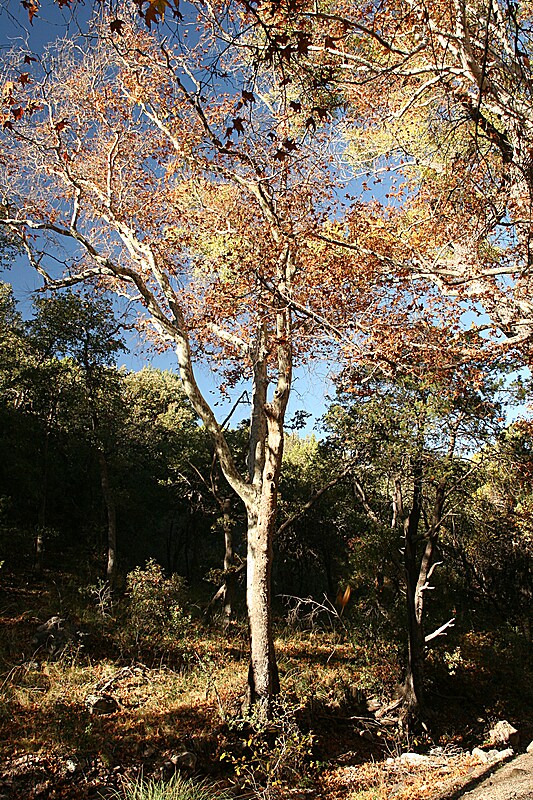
<box><xmin>1</xmin><ymin>566</ymin><xmax>532</xmax><ymax>800</ymax></box>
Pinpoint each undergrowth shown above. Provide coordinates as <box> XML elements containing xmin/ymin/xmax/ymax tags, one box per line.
<box><xmin>1</xmin><ymin>564</ymin><xmax>532</xmax><ymax>800</ymax></box>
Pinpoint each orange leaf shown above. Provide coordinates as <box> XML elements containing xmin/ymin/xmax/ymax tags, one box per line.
<box><xmin>336</xmin><ymin>585</ymin><xmax>351</xmax><ymax>610</ymax></box>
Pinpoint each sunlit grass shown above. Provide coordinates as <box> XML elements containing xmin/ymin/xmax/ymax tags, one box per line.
<box><xmin>108</xmin><ymin>774</ymin><xmax>231</xmax><ymax>800</ymax></box>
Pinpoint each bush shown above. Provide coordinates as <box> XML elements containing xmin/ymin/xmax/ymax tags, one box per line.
<box><xmin>221</xmin><ymin>697</ymin><xmax>314</xmax><ymax>792</ymax></box>
<box><xmin>122</xmin><ymin>559</ymin><xmax>190</xmax><ymax>658</ymax></box>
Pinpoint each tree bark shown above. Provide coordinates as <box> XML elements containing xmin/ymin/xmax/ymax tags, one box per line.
<box><xmin>246</xmin><ymin>501</ymin><xmax>280</xmax><ymax>712</ymax></box>
<box><xmin>221</xmin><ymin>497</ymin><xmax>235</xmax><ymax>629</ymax></box>
<box><xmin>401</xmin><ymin>458</ymin><xmax>425</xmax><ymax>719</ymax></box>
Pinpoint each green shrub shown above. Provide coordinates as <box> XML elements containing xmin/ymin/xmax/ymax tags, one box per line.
<box><xmin>122</xmin><ymin>559</ymin><xmax>190</xmax><ymax>658</ymax></box>
<box><xmin>221</xmin><ymin>697</ymin><xmax>314</xmax><ymax>791</ymax></box>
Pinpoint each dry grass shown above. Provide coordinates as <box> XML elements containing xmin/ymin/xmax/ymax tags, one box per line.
<box><xmin>1</xmin><ymin>570</ymin><xmax>533</xmax><ymax>800</ymax></box>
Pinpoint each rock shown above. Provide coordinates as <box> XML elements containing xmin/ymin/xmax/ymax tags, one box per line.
<box><xmin>65</xmin><ymin>757</ymin><xmax>78</xmax><ymax>774</ymax></box>
<box><xmin>527</xmin><ymin>740</ymin><xmax>533</xmax><ymax>754</ymax></box>
<box><xmin>488</xmin><ymin>720</ymin><xmax>520</xmax><ymax>750</ymax></box>
<box><xmin>472</xmin><ymin>748</ymin><xmax>489</xmax><ymax>763</ymax></box>
<box><xmin>170</xmin><ymin>751</ymin><xmax>197</xmax><ymax>771</ymax></box>
<box><xmin>85</xmin><ymin>693</ymin><xmax>119</xmax><ymax>715</ymax></box>
<box><xmin>492</xmin><ymin>748</ymin><xmax>514</xmax><ymax>762</ymax></box>
<box><xmin>399</xmin><ymin>753</ymin><xmax>431</xmax><ymax>766</ymax></box>
<box><xmin>32</xmin><ymin>616</ymin><xmax>85</xmax><ymax>657</ymax></box>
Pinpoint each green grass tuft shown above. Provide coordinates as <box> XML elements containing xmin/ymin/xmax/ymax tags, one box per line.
<box><xmin>108</xmin><ymin>773</ymin><xmax>231</xmax><ymax>800</ymax></box>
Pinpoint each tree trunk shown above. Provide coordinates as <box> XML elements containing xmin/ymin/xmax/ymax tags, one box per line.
<box><xmin>222</xmin><ymin>497</ymin><xmax>235</xmax><ymax>629</ymax></box>
<box><xmin>97</xmin><ymin>446</ymin><xmax>117</xmax><ymax>589</ymax></box>
<box><xmin>399</xmin><ymin>454</ymin><xmax>425</xmax><ymax>719</ymax></box>
<box><xmin>34</xmin><ymin>426</ymin><xmax>50</xmax><ymax>576</ymax></box>
<box><xmin>403</xmin><ymin>467</ymin><xmax>447</xmax><ymax>722</ymax></box>
<box><xmin>245</xmin><ymin>501</ymin><xmax>280</xmax><ymax>713</ymax></box>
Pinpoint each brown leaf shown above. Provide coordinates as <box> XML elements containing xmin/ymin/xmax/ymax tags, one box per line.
<box><xmin>336</xmin><ymin>585</ymin><xmax>351</xmax><ymax>610</ymax></box>
<box><xmin>143</xmin><ymin>0</ymin><xmax>169</xmax><ymax>29</ymax></box>
<box><xmin>296</xmin><ymin>31</ymin><xmax>311</xmax><ymax>56</ymax></box>
<box><xmin>27</xmin><ymin>101</ymin><xmax>43</xmax><ymax>115</ymax></box>
<box><xmin>18</xmin><ymin>73</ymin><xmax>31</xmax><ymax>86</ymax></box>
<box><xmin>232</xmin><ymin>117</ymin><xmax>245</xmax><ymax>135</ymax></box>
<box><xmin>312</xmin><ymin>106</ymin><xmax>329</xmax><ymax>121</ymax></box>
<box><xmin>23</xmin><ymin>55</ymin><xmax>37</xmax><ymax>65</ymax></box>
<box><xmin>21</xmin><ymin>0</ymin><xmax>39</xmax><ymax>24</ymax></box>
<box><xmin>55</xmin><ymin>119</ymin><xmax>68</xmax><ymax>132</ymax></box>
<box><xmin>289</xmin><ymin>100</ymin><xmax>302</xmax><ymax>113</ymax></box>
<box><xmin>110</xmin><ymin>19</ymin><xmax>125</xmax><ymax>35</ymax></box>
<box><xmin>242</xmin><ymin>90</ymin><xmax>255</xmax><ymax>104</ymax></box>
<box><xmin>282</xmin><ymin>138</ymin><xmax>297</xmax><ymax>152</ymax></box>
<box><xmin>12</xmin><ymin>107</ymin><xmax>24</xmax><ymax>121</ymax></box>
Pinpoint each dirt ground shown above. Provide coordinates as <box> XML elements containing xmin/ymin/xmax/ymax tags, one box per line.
<box><xmin>452</xmin><ymin>750</ymin><xmax>533</xmax><ymax>800</ymax></box>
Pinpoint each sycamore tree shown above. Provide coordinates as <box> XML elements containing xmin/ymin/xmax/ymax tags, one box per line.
<box><xmin>196</xmin><ymin>0</ymin><xmax>533</xmax><ymax>357</ymax></box>
<box><xmin>0</xmin><ymin>6</ymin><xmax>464</xmax><ymax>712</ymax></box>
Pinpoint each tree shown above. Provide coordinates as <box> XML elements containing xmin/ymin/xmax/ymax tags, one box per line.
<box><xmin>208</xmin><ymin>0</ymin><xmax>533</xmax><ymax>356</ymax></box>
<box><xmin>323</xmin><ymin>339</ymin><xmax>505</xmax><ymax>721</ymax></box>
<box><xmin>0</xmin><ymin>8</ymin><xmax>469</xmax><ymax>712</ymax></box>
<box><xmin>120</xmin><ymin>366</ymin><xmax>214</xmax><ymax>578</ymax></box>
<box><xmin>27</xmin><ymin>292</ymin><xmax>126</xmax><ymax>584</ymax></box>
<box><xmin>449</xmin><ymin>420</ymin><xmax>533</xmax><ymax>641</ymax></box>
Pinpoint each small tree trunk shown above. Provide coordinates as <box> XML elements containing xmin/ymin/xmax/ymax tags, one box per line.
<box><xmin>98</xmin><ymin>447</ymin><xmax>117</xmax><ymax>588</ymax></box>
<box><xmin>403</xmin><ymin>468</ymin><xmax>446</xmax><ymax>722</ymax></box>
<box><xmin>399</xmin><ymin>453</ymin><xmax>425</xmax><ymax>720</ymax></box>
<box><xmin>34</xmin><ymin>427</ymin><xmax>51</xmax><ymax>576</ymax></box>
<box><xmin>222</xmin><ymin>498</ymin><xmax>235</xmax><ymax>629</ymax></box>
<box><xmin>403</xmin><ymin>555</ymin><xmax>426</xmax><ymax>716</ymax></box>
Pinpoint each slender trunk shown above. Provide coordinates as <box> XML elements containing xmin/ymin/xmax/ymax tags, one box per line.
<box><xmin>401</xmin><ymin>455</ymin><xmax>425</xmax><ymax>718</ymax></box>
<box><xmin>98</xmin><ymin>446</ymin><xmax>117</xmax><ymax>588</ymax></box>
<box><xmin>170</xmin><ymin>258</ymin><xmax>293</xmax><ymax>714</ymax></box>
<box><xmin>222</xmin><ymin>498</ymin><xmax>235</xmax><ymax>629</ymax></box>
<box><xmin>34</xmin><ymin>427</ymin><xmax>50</xmax><ymax>576</ymax></box>
<box><xmin>403</xmin><ymin>468</ymin><xmax>448</xmax><ymax>720</ymax></box>
<box><xmin>244</xmin><ymin>289</ymin><xmax>292</xmax><ymax>714</ymax></box>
